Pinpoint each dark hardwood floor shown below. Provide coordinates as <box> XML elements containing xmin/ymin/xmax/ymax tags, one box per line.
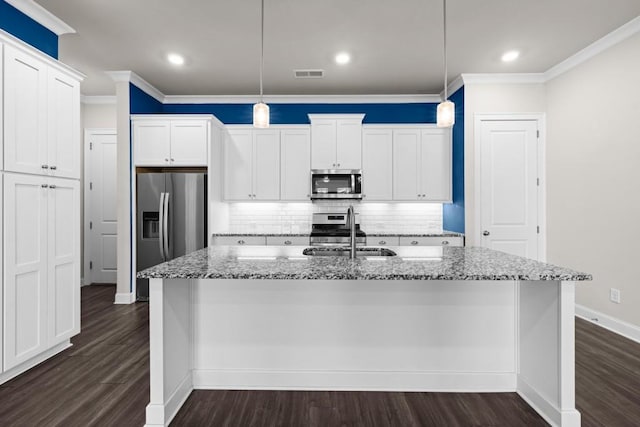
<box><xmin>0</xmin><ymin>285</ymin><xmax>638</xmax><ymax>426</ymax></box>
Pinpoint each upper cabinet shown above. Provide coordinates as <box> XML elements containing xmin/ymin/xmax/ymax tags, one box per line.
<box><xmin>309</xmin><ymin>114</ymin><xmax>364</xmax><ymax>170</ymax></box>
<box><xmin>362</xmin><ymin>127</ymin><xmax>393</xmax><ymax>201</ymax></box>
<box><xmin>280</xmin><ymin>128</ymin><xmax>311</xmax><ymax>200</ymax></box>
<box><xmin>393</xmin><ymin>127</ymin><xmax>451</xmax><ymax>202</ymax></box>
<box><xmin>132</xmin><ymin>116</ymin><xmax>212</xmax><ymax>166</ymax></box>
<box><xmin>3</xmin><ymin>45</ymin><xmax>80</xmax><ymax>179</ymax></box>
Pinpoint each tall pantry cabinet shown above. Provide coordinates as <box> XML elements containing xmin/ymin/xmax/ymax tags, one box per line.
<box><xmin>0</xmin><ymin>38</ymin><xmax>82</xmax><ymax>381</ymax></box>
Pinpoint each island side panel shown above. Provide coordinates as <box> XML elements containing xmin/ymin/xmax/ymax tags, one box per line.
<box><xmin>146</xmin><ymin>278</ymin><xmax>194</xmax><ymax>427</ymax></box>
<box><xmin>517</xmin><ymin>280</ymin><xmax>580</xmax><ymax>427</ymax></box>
<box><xmin>191</xmin><ymin>279</ymin><xmax>517</xmax><ymax>391</ymax></box>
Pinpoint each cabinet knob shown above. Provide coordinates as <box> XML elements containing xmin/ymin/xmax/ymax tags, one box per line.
<box><xmin>306</xmin><ymin>194</ymin><xmax>310</xmax><ymax>197</ymax></box>
<box><xmin>41</xmin><ymin>184</ymin><xmax>49</xmax><ymax>188</ymax></box>
<box><xmin>442</xmin><ymin>240</ymin><xmax>449</xmax><ymax>245</ymax></box>
<box><xmin>170</xmin><ymin>158</ymin><xmax>175</xmax><ymax>162</ymax></box>
<box><xmin>284</xmin><ymin>240</ymin><xmax>292</xmax><ymax>245</ymax></box>
<box><xmin>422</xmin><ymin>194</ymin><xmax>426</xmax><ymax>197</ymax></box>
<box><xmin>238</xmin><ymin>240</ymin><xmax>245</xmax><ymax>245</ymax></box>
<box><xmin>483</xmin><ymin>230</ymin><xmax>490</xmax><ymax>236</ymax></box>
<box><xmin>248</xmin><ymin>194</ymin><xmax>252</xmax><ymax>198</ymax></box>
<box><xmin>379</xmin><ymin>240</ymin><xmax>386</xmax><ymax>245</ymax></box>
<box><xmin>165</xmin><ymin>158</ymin><xmax>169</xmax><ymax>162</ymax></box>
<box><xmin>50</xmin><ymin>166</ymin><xmax>57</xmax><ymax>170</ymax></box>
<box><xmin>49</xmin><ymin>184</ymin><xmax>57</xmax><ymax>189</ymax></box>
<box><xmin>411</xmin><ymin>241</ymin><xmax>419</xmax><ymax>245</ymax></box>
<box><xmin>41</xmin><ymin>164</ymin><xmax>49</xmax><ymax>169</ymax></box>
<box><xmin>332</xmin><ymin>163</ymin><xmax>336</xmax><ymax>167</ymax></box>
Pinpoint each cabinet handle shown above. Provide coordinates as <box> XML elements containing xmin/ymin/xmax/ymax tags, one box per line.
<box><xmin>337</xmin><ymin>163</ymin><xmax>340</xmax><ymax>167</ymax></box>
<box><xmin>441</xmin><ymin>240</ymin><xmax>449</xmax><ymax>245</ymax></box>
<box><xmin>41</xmin><ymin>184</ymin><xmax>49</xmax><ymax>188</ymax></box>
<box><xmin>253</xmin><ymin>194</ymin><xmax>256</xmax><ymax>198</ymax></box>
<box><xmin>284</xmin><ymin>240</ymin><xmax>292</xmax><ymax>245</ymax></box>
<box><xmin>411</xmin><ymin>241</ymin><xmax>419</xmax><ymax>245</ymax></box>
<box><xmin>379</xmin><ymin>240</ymin><xmax>386</xmax><ymax>245</ymax></box>
<box><xmin>49</xmin><ymin>185</ymin><xmax>57</xmax><ymax>189</ymax></box>
<box><xmin>41</xmin><ymin>164</ymin><xmax>49</xmax><ymax>169</ymax></box>
<box><xmin>248</xmin><ymin>194</ymin><xmax>252</xmax><ymax>198</ymax></box>
<box><xmin>50</xmin><ymin>166</ymin><xmax>57</xmax><ymax>170</ymax></box>
<box><xmin>238</xmin><ymin>240</ymin><xmax>245</xmax><ymax>245</ymax></box>
<box><xmin>170</xmin><ymin>158</ymin><xmax>175</xmax><ymax>162</ymax></box>
<box><xmin>165</xmin><ymin>158</ymin><xmax>169</xmax><ymax>162</ymax></box>
<box><xmin>332</xmin><ymin>163</ymin><xmax>336</xmax><ymax>167</ymax></box>
<box><xmin>422</xmin><ymin>194</ymin><xmax>426</xmax><ymax>197</ymax></box>
<box><xmin>417</xmin><ymin>194</ymin><xmax>421</xmax><ymax>198</ymax></box>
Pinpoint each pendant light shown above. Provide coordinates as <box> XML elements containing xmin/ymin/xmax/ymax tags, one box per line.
<box><xmin>253</xmin><ymin>0</ymin><xmax>269</xmax><ymax>128</ymax></box>
<box><xmin>436</xmin><ymin>0</ymin><xmax>455</xmax><ymax>128</ymax></box>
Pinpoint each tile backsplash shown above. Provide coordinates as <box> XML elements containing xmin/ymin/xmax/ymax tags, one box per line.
<box><xmin>227</xmin><ymin>202</ymin><xmax>443</xmax><ymax>234</ymax></box>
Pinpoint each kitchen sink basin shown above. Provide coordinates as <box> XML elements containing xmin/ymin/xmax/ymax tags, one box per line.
<box><xmin>302</xmin><ymin>247</ymin><xmax>397</xmax><ymax>257</ymax></box>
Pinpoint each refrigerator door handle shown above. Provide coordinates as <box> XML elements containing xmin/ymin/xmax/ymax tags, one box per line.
<box><xmin>158</xmin><ymin>192</ymin><xmax>166</xmax><ymax>261</ymax></box>
<box><xmin>163</xmin><ymin>192</ymin><xmax>170</xmax><ymax>261</ymax></box>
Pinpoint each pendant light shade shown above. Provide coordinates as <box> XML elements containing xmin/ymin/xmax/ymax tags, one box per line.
<box><xmin>253</xmin><ymin>0</ymin><xmax>269</xmax><ymax>128</ymax></box>
<box><xmin>436</xmin><ymin>0</ymin><xmax>455</xmax><ymax>128</ymax></box>
<box><xmin>253</xmin><ymin>102</ymin><xmax>270</xmax><ymax>128</ymax></box>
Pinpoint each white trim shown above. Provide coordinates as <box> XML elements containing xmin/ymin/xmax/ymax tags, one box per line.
<box><xmin>4</xmin><ymin>0</ymin><xmax>75</xmax><ymax>35</ymax></box>
<box><xmin>0</xmin><ymin>29</ymin><xmax>85</xmax><ymax>80</ymax></box>
<box><xmin>114</xmin><ymin>292</ymin><xmax>136</xmax><ymax>304</ymax></box>
<box><xmin>462</xmin><ymin>73</ymin><xmax>546</xmax><ymax>85</ymax></box>
<box><xmin>517</xmin><ymin>377</ymin><xmax>581</xmax><ymax>427</ymax></box>
<box><xmin>164</xmin><ymin>94</ymin><xmax>442</xmax><ymax>104</ymax></box>
<box><xmin>105</xmin><ymin>71</ymin><xmax>165</xmax><ymax>103</ymax></box>
<box><xmin>192</xmin><ymin>369</ymin><xmax>516</xmax><ymax>392</ymax></box>
<box><xmin>308</xmin><ymin>113</ymin><xmax>366</xmax><ymax>122</ymax></box>
<box><xmin>575</xmin><ymin>304</ymin><xmax>640</xmax><ymax>344</ymax></box>
<box><xmin>545</xmin><ymin>15</ymin><xmax>640</xmax><ymax>81</ymax></box>
<box><xmin>81</xmin><ymin>95</ymin><xmax>116</xmax><ymax>105</ymax></box>
<box><xmin>363</xmin><ymin>123</ymin><xmax>438</xmax><ymax>129</ymax></box>
<box><xmin>0</xmin><ymin>341</ymin><xmax>71</xmax><ymax>385</ymax></box>
<box><xmin>473</xmin><ymin>114</ymin><xmax>547</xmax><ymax>261</ymax></box>
<box><xmin>144</xmin><ymin>373</ymin><xmax>193</xmax><ymax>427</ymax></box>
<box><xmin>446</xmin><ymin>75</ymin><xmax>465</xmax><ymax>97</ymax></box>
<box><xmin>224</xmin><ymin>124</ymin><xmax>310</xmax><ymax>130</ymax></box>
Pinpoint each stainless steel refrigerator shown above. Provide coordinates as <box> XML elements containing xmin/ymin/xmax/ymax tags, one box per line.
<box><xmin>136</xmin><ymin>170</ymin><xmax>207</xmax><ymax>301</ymax></box>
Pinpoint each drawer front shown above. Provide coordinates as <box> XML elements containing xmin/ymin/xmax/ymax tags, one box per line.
<box><xmin>212</xmin><ymin>236</ymin><xmax>266</xmax><ymax>246</ymax></box>
<box><xmin>368</xmin><ymin>236</ymin><xmax>400</xmax><ymax>246</ymax></box>
<box><xmin>266</xmin><ymin>236</ymin><xmax>310</xmax><ymax>246</ymax></box>
<box><xmin>399</xmin><ymin>236</ymin><xmax>463</xmax><ymax>247</ymax></box>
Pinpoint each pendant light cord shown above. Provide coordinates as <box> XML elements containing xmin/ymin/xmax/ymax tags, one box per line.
<box><xmin>260</xmin><ymin>0</ymin><xmax>265</xmax><ymax>103</ymax></box>
<box><xmin>442</xmin><ymin>0</ymin><xmax>448</xmax><ymax>101</ymax></box>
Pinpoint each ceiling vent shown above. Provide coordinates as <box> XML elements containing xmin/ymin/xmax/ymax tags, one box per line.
<box><xmin>294</xmin><ymin>69</ymin><xmax>324</xmax><ymax>79</ymax></box>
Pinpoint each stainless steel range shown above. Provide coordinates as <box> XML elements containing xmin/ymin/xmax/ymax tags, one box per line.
<box><xmin>309</xmin><ymin>212</ymin><xmax>366</xmax><ymax>246</ymax></box>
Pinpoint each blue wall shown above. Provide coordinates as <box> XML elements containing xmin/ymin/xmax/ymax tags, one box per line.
<box><xmin>130</xmin><ymin>83</ymin><xmax>163</xmax><ymax>114</ymax></box>
<box><xmin>0</xmin><ymin>1</ymin><xmax>58</xmax><ymax>58</ymax></box>
<box><xmin>443</xmin><ymin>86</ymin><xmax>465</xmax><ymax>233</ymax></box>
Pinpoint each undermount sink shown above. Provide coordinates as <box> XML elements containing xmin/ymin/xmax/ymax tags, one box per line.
<box><xmin>302</xmin><ymin>247</ymin><xmax>397</xmax><ymax>257</ymax></box>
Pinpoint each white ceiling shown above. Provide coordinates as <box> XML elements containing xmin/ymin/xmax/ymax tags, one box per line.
<box><xmin>36</xmin><ymin>0</ymin><xmax>640</xmax><ymax>97</ymax></box>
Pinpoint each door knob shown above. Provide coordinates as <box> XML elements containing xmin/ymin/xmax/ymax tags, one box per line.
<box><xmin>483</xmin><ymin>230</ymin><xmax>490</xmax><ymax>236</ymax></box>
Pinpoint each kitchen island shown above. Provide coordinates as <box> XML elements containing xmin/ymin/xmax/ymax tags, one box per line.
<box><xmin>139</xmin><ymin>245</ymin><xmax>590</xmax><ymax>427</ymax></box>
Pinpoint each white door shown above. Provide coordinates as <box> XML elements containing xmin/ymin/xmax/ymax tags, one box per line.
<box><xmin>362</xmin><ymin>128</ymin><xmax>393</xmax><ymax>200</ymax></box>
<box><xmin>393</xmin><ymin>129</ymin><xmax>420</xmax><ymax>201</ymax></box>
<box><xmin>280</xmin><ymin>129</ymin><xmax>310</xmax><ymax>200</ymax></box>
<box><xmin>224</xmin><ymin>130</ymin><xmax>253</xmax><ymax>200</ymax></box>
<box><xmin>3</xmin><ymin>45</ymin><xmax>48</xmax><ymax>176</ymax></box>
<box><xmin>421</xmin><ymin>129</ymin><xmax>451</xmax><ymax>202</ymax></box>
<box><xmin>480</xmin><ymin>120</ymin><xmax>539</xmax><ymax>259</ymax></box>
<box><xmin>253</xmin><ymin>130</ymin><xmax>281</xmax><ymax>200</ymax></box>
<box><xmin>311</xmin><ymin>120</ymin><xmax>336</xmax><ymax>169</ymax></box>
<box><xmin>48</xmin><ymin>177</ymin><xmax>80</xmax><ymax>345</ymax></box>
<box><xmin>87</xmin><ymin>131</ymin><xmax>118</xmax><ymax>284</ymax></box>
<box><xmin>3</xmin><ymin>173</ymin><xmax>49</xmax><ymax>370</ymax></box>
<box><xmin>133</xmin><ymin>120</ymin><xmax>170</xmax><ymax>166</ymax></box>
<box><xmin>47</xmin><ymin>68</ymin><xmax>80</xmax><ymax>179</ymax></box>
<box><xmin>336</xmin><ymin>119</ymin><xmax>362</xmax><ymax>169</ymax></box>
<box><xmin>170</xmin><ymin>121</ymin><xmax>208</xmax><ymax>166</ymax></box>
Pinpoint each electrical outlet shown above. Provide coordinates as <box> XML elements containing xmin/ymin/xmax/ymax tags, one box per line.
<box><xmin>610</xmin><ymin>288</ymin><xmax>621</xmax><ymax>304</ymax></box>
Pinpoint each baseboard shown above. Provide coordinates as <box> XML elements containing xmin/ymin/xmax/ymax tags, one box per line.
<box><xmin>114</xmin><ymin>292</ymin><xmax>136</xmax><ymax>304</ymax></box>
<box><xmin>517</xmin><ymin>377</ymin><xmax>581</xmax><ymax>427</ymax></box>
<box><xmin>145</xmin><ymin>372</ymin><xmax>192</xmax><ymax>426</ymax></box>
<box><xmin>575</xmin><ymin>304</ymin><xmax>640</xmax><ymax>344</ymax></box>
<box><xmin>0</xmin><ymin>341</ymin><xmax>72</xmax><ymax>385</ymax></box>
<box><xmin>192</xmin><ymin>369</ymin><xmax>516</xmax><ymax>392</ymax></box>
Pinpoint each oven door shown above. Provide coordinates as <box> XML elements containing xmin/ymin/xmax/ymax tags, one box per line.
<box><xmin>310</xmin><ymin>170</ymin><xmax>362</xmax><ymax>199</ymax></box>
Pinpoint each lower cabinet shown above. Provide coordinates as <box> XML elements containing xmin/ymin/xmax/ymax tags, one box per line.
<box><xmin>398</xmin><ymin>236</ymin><xmax>464</xmax><ymax>247</ymax></box>
<box><xmin>3</xmin><ymin>173</ymin><xmax>80</xmax><ymax>371</ymax></box>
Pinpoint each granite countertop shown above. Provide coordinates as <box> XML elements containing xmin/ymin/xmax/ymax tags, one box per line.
<box><xmin>212</xmin><ymin>232</ymin><xmax>464</xmax><ymax>238</ymax></box>
<box><xmin>138</xmin><ymin>245</ymin><xmax>591</xmax><ymax>281</ymax></box>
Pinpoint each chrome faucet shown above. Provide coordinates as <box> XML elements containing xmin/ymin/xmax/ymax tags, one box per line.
<box><xmin>347</xmin><ymin>205</ymin><xmax>356</xmax><ymax>259</ymax></box>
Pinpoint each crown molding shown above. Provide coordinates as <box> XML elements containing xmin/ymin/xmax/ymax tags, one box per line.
<box><xmin>163</xmin><ymin>94</ymin><xmax>442</xmax><ymax>104</ymax></box>
<box><xmin>5</xmin><ymin>0</ymin><xmax>75</xmax><ymax>35</ymax></box>
<box><xmin>104</xmin><ymin>71</ymin><xmax>165</xmax><ymax>103</ymax></box>
<box><xmin>544</xmin><ymin>15</ymin><xmax>640</xmax><ymax>81</ymax></box>
<box><xmin>442</xmin><ymin>75</ymin><xmax>465</xmax><ymax>99</ymax></box>
<box><xmin>461</xmin><ymin>73</ymin><xmax>546</xmax><ymax>85</ymax></box>
<box><xmin>81</xmin><ymin>95</ymin><xmax>117</xmax><ymax>105</ymax></box>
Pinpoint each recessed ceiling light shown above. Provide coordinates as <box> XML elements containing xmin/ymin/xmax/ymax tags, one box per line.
<box><xmin>167</xmin><ymin>53</ymin><xmax>185</xmax><ymax>66</ymax></box>
<box><xmin>501</xmin><ymin>50</ymin><xmax>520</xmax><ymax>62</ymax></box>
<box><xmin>335</xmin><ymin>52</ymin><xmax>351</xmax><ymax>65</ymax></box>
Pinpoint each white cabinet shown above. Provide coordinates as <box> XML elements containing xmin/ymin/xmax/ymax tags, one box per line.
<box><xmin>3</xmin><ymin>173</ymin><xmax>79</xmax><ymax>371</ymax></box>
<box><xmin>3</xmin><ymin>45</ymin><xmax>80</xmax><ymax>179</ymax></box>
<box><xmin>393</xmin><ymin>127</ymin><xmax>451</xmax><ymax>202</ymax></box>
<box><xmin>212</xmin><ymin>236</ymin><xmax>266</xmax><ymax>245</ymax></box>
<box><xmin>280</xmin><ymin>129</ymin><xmax>311</xmax><ymax>200</ymax></box>
<box><xmin>362</xmin><ymin>128</ymin><xmax>393</xmax><ymax>200</ymax></box>
<box><xmin>132</xmin><ymin>116</ymin><xmax>210</xmax><ymax>166</ymax></box>
<box><xmin>224</xmin><ymin>129</ymin><xmax>280</xmax><ymax>201</ymax></box>
<box><xmin>265</xmin><ymin>236</ymin><xmax>309</xmax><ymax>246</ymax></box>
<box><xmin>399</xmin><ymin>236</ymin><xmax>463</xmax><ymax>247</ymax></box>
<box><xmin>309</xmin><ymin>114</ymin><xmax>364</xmax><ymax>170</ymax></box>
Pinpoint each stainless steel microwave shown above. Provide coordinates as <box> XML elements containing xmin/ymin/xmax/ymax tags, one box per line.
<box><xmin>310</xmin><ymin>170</ymin><xmax>363</xmax><ymax>200</ymax></box>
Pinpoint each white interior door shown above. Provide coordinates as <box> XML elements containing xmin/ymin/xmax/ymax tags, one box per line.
<box><xmin>480</xmin><ymin>120</ymin><xmax>539</xmax><ymax>259</ymax></box>
<box><xmin>87</xmin><ymin>131</ymin><xmax>118</xmax><ymax>284</ymax></box>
